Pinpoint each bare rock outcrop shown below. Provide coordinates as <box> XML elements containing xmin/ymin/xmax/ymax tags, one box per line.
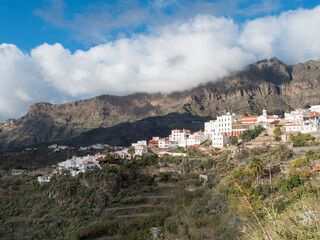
<box><xmin>1</xmin><ymin>58</ymin><xmax>320</xmax><ymax>149</ymax></box>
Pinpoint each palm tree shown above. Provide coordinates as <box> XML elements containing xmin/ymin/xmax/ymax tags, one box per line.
<box><xmin>248</xmin><ymin>156</ymin><xmax>264</xmax><ymax>185</ymax></box>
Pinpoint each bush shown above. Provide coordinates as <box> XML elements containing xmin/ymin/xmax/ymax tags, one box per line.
<box><xmin>204</xmin><ymin>158</ymin><xmax>214</xmax><ymax>170</ymax></box>
<box><xmin>230</xmin><ymin>136</ymin><xmax>238</xmax><ymax>145</ymax></box>
<box><xmin>293</xmin><ymin>138</ymin><xmax>305</xmax><ymax>147</ymax></box>
<box><xmin>240</xmin><ymin>125</ymin><xmax>264</xmax><ymax>142</ymax></box>
<box><xmin>159</xmin><ymin>172</ymin><xmax>168</xmax><ymax>182</ymax></box>
<box><xmin>290</xmin><ymin>157</ymin><xmax>309</xmax><ymax>168</ymax></box>
<box><xmin>287</xmin><ymin>174</ymin><xmax>302</xmax><ymax>190</ymax></box>
<box><xmin>71</xmin><ymin>220</ymin><xmax>117</xmax><ymax>240</ymax></box>
<box><xmin>273</xmin><ymin>127</ymin><xmax>281</xmax><ymax>141</ymax></box>
<box><xmin>305</xmin><ymin>150</ymin><xmax>315</xmax><ymax>158</ymax></box>
<box><xmin>275</xmin><ymin>174</ymin><xmax>302</xmax><ymax>193</ymax></box>
<box><xmin>144</xmin><ymin>174</ymin><xmax>153</xmax><ymax>186</ymax></box>
<box><xmin>291</xmin><ymin>134</ymin><xmax>317</xmax><ymax>147</ymax></box>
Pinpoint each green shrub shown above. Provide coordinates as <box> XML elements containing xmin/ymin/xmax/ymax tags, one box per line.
<box><xmin>204</xmin><ymin>158</ymin><xmax>214</xmax><ymax>170</ymax></box>
<box><xmin>230</xmin><ymin>136</ymin><xmax>238</xmax><ymax>145</ymax></box>
<box><xmin>305</xmin><ymin>150</ymin><xmax>315</xmax><ymax>158</ymax></box>
<box><xmin>287</xmin><ymin>174</ymin><xmax>302</xmax><ymax>190</ymax></box>
<box><xmin>294</xmin><ymin>138</ymin><xmax>305</xmax><ymax>147</ymax></box>
<box><xmin>144</xmin><ymin>174</ymin><xmax>154</xmax><ymax>185</ymax></box>
<box><xmin>240</xmin><ymin>125</ymin><xmax>264</xmax><ymax>142</ymax></box>
<box><xmin>273</xmin><ymin>127</ymin><xmax>281</xmax><ymax>141</ymax></box>
<box><xmin>290</xmin><ymin>157</ymin><xmax>309</xmax><ymax>168</ymax></box>
<box><xmin>159</xmin><ymin>172</ymin><xmax>168</xmax><ymax>182</ymax></box>
<box><xmin>71</xmin><ymin>220</ymin><xmax>117</xmax><ymax>240</ymax></box>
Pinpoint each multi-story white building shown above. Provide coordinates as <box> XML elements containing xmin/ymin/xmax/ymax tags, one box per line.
<box><xmin>158</xmin><ymin>138</ymin><xmax>178</xmax><ymax>149</ymax></box>
<box><xmin>310</xmin><ymin>105</ymin><xmax>320</xmax><ymax>113</ymax></box>
<box><xmin>135</xmin><ymin>145</ymin><xmax>148</xmax><ymax>156</ymax></box>
<box><xmin>179</xmin><ymin>131</ymin><xmax>208</xmax><ymax>147</ymax></box>
<box><xmin>205</xmin><ymin>112</ymin><xmax>241</xmax><ymax>137</ymax></box>
<box><xmin>132</xmin><ymin>140</ymin><xmax>147</xmax><ymax>148</ymax></box>
<box><xmin>169</xmin><ymin>129</ymin><xmax>191</xmax><ymax>141</ymax></box>
<box><xmin>285</xmin><ymin>109</ymin><xmax>310</xmax><ymax>123</ymax></box>
<box><xmin>301</xmin><ymin>112</ymin><xmax>320</xmax><ymax>133</ymax></box>
<box><xmin>284</xmin><ymin>123</ymin><xmax>302</xmax><ymax>133</ymax></box>
<box><xmin>211</xmin><ymin>132</ymin><xmax>230</xmax><ymax>149</ymax></box>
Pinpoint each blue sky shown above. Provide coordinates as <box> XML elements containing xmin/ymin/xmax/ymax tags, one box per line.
<box><xmin>1</xmin><ymin>0</ymin><xmax>320</xmax><ymax>121</ymax></box>
<box><xmin>1</xmin><ymin>0</ymin><xmax>318</xmax><ymax>52</ymax></box>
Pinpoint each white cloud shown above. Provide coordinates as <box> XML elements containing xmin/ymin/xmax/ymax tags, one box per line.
<box><xmin>1</xmin><ymin>5</ymin><xmax>320</xmax><ymax>121</ymax></box>
<box><xmin>0</xmin><ymin>44</ymin><xmax>73</xmax><ymax>121</ymax></box>
<box><xmin>239</xmin><ymin>6</ymin><xmax>320</xmax><ymax>64</ymax></box>
<box><xmin>30</xmin><ymin>15</ymin><xmax>255</xmax><ymax>97</ymax></box>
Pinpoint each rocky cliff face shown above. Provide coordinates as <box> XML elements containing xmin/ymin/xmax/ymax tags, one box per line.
<box><xmin>1</xmin><ymin>58</ymin><xmax>320</xmax><ymax>149</ymax></box>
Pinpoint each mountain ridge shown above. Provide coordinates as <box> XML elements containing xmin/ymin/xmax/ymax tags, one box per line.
<box><xmin>1</xmin><ymin>57</ymin><xmax>320</xmax><ymax>149</ymax></box>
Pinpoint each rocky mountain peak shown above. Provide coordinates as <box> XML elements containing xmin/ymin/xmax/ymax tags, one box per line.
<box><xmin>1</xmin><ymin>58</ymin><xmax>320</xmax><ymax>149</ymax></box>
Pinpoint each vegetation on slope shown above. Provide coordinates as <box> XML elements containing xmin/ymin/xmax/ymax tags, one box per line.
<box><xmin>1</xmin><ymin>138</ymin><xmax>320</xmax><ymax>239</ymax></box>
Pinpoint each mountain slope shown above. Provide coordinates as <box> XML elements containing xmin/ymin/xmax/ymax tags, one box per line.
<box><xmin>1</xmin><ymin>58</ymin><xmax>320</xmax><ymax>149</ymax></box>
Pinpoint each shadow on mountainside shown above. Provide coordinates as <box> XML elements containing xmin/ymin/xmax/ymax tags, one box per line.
<box><xmin>68</xmin><ymin>113</ymin><xmax>212</xmax><ymax>147</ymax></box>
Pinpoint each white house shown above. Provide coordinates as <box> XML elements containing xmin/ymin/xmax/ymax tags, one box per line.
<box><xmin>285</xmin><ymin>122</ymin><xmax>302</xmax><ymax>133</ymax></box>
<box><xmin>310</xmin><ymin>105</ymin><xmax>320</xmax><ymax>113</ymax></box>
<box><xmin>169</xmin><ymin>129</ymin><xmax>191</xmax><ymax>141</ymax></box>
<box><xmin>205</xmin><ymin>112</ymin><xmax>241</xmax><ymax>138</ymax></box>
<box><xmin>38</xmin><ymin>176</ymin><xmax>51</xmax><ymax>183</ymax></box>
<box><xmin>257</xmin><ymin>109</ymin><xmax>280</xmax><ymax>123</ymax></box>
<box><xmin>181</xmin><ymin>131</ymin><xmax>208</xmax><ymax>147</ymax></box>
<box><xmin>301</xmin><ymin>112</ymin><xmax>320</xmax><ymax>133</ymax></box>
<box><xmin>90</xmin><ymin>144</ymin><xmax>104</xmax><ymax>150</ymax></box>
<box><xmin>134</xmin><ymin>145</ymin><xmax>148</xmax><ymax>156</ymax></box>
<box><xmin>211</xmin><ymin>132</ymin><xmax>230</xmax><ymax>149</ymax></box>
<box><xmin>57</xmin><ymin>155</ymin><xmax>101</xmax><ymax>176</ymax></box>
<box><xmin>158</xmin><ymin>138</ymin><xmax>178</xmax><ymax>149</ymax></box>
<box><xmin>285</xmin><ymin>109</ymin><xmax>310</xmax><ymax>123</ymax></box>
<box><xmin>132</xmin><ymin>140</ymin><xmax>147</xmax><ymax>148</ymax></box>
<box><xmin>204</xmin><ymin>120</ymin><xmax>218</xmax><ymax>135</ymax></box>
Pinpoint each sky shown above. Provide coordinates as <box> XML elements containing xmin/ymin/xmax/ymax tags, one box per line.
<box><xmin>1</xmin><ymin>0</ymin><xmax>320</xmax><ymax>121</ymax></box>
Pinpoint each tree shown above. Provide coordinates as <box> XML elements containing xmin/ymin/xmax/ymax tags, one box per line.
<box><xmin>230</xmin><ymin>136</ymin><xmax>238</xmax><ymax>145</ymax></box>
<box><xmin>273</xmin><ymin>127</ymin><xmax>281</xmax><ymax>141</ymax></box>
<box><xmin>128</xmin><ymin>146</ymin><xmax>135</xmax><ymax>158</ymax></box>
<box><xmin>248</xmin><ymin>156</ymin><xmax>264</xmax><ymax>185</ymax></box>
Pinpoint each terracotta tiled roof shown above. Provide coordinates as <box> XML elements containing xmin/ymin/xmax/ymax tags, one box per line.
<box><xmin>304</xmin><ymin>111</ymin><xmax>320</xmax><ymax>118</ymax></box>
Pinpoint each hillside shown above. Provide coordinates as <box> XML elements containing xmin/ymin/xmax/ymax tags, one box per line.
<box><xmin>2</xmin><ymin>133</ymin><xmax>320</xmax><ymax>239</ymax></box>
<box><xmin>1</xmin><ymin>57</ymin><xmax>320</xmax><ymax>149</ymax></box>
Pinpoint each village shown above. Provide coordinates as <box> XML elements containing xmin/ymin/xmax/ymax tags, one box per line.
<box><xmin>36</xmin><ymin>105</ymin><xmax>320</xmax><ymax>183</ymax></box>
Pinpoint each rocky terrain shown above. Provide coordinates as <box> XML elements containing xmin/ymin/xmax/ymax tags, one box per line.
<box><xmin>1</xmin><ymin>57</ymin><xmax>320</xmax><ymax>149</ymax></box>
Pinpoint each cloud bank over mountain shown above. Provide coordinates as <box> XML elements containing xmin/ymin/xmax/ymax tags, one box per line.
<box><xmin>1</xmin><ymin>5</ymin><xmax>320</xmax><ymax>120</ymax></box>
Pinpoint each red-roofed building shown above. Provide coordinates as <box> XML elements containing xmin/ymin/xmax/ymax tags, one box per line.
<box><xmin>302</xmin><ymin>111</ymin><xmax>320</xmax><ymax>133</ymax></box>
<box><xmin>96</xmin><ymin>157</ymin><xmax>106</xmax><ymax>162</ymax></box>
<box><xmin>112</xmin><ymin>152</ymin><xmax>120</xmax><ymax>159</ymax></box>
<box><xmin>38</xmin><ymin>176</ymin><xmax>51</xmax><ymax>183</ymax></box>
<box><xmin>242</xmin><ymin>116</ymin><xmax>259</xmax><ymax>123</ymax></box>
<box><xmin>149</xmin><ymin>136</ymin><xmax>160</xmax><ymax>148</ymax></box>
